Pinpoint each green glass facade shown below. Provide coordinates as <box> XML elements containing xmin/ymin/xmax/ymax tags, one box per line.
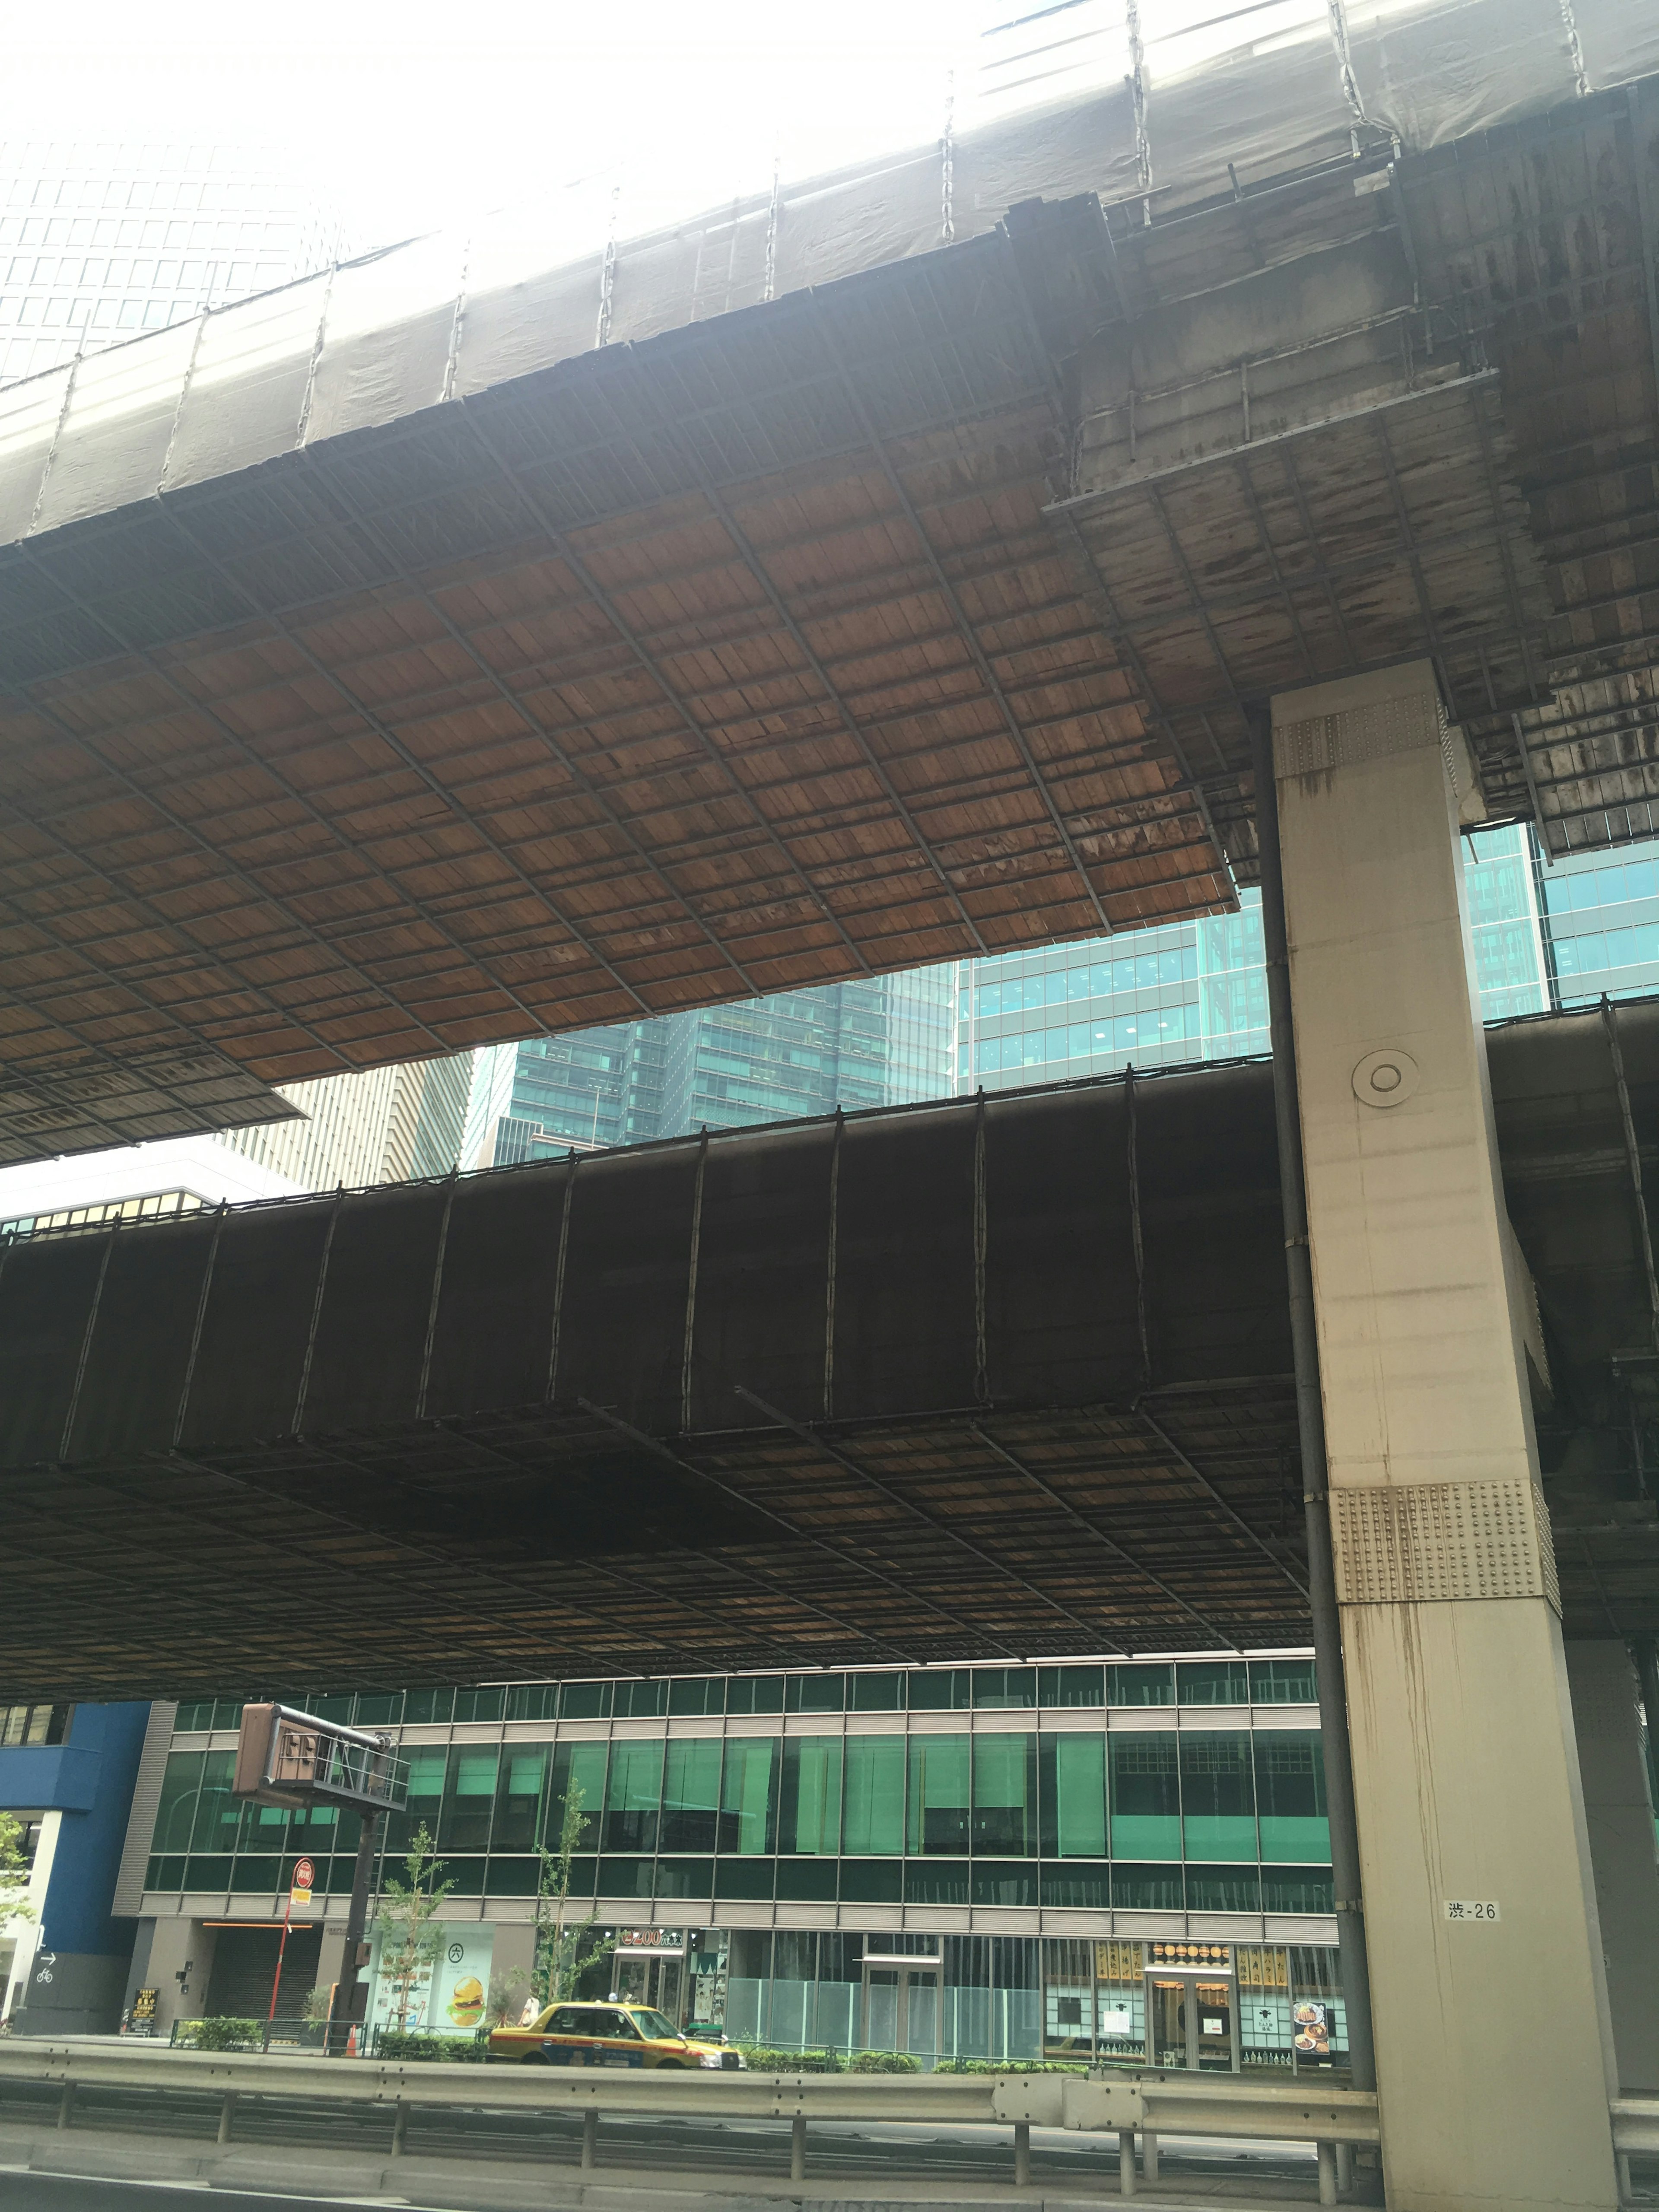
<box><xmin>149</xmin><ymin>1659</ymin><xmax>1327</xmax><ymax>1913</ymax></box>
<box><xmin>142</xmin><ymin>1656</ymin><xmax>1359</xmax><ymax>2071</ymax></box>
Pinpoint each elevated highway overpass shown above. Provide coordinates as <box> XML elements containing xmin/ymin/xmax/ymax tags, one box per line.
<box><xmin>1</xmin><ymin>995</ymin><xmax>1653</xmax><ymax>1701</ymax></box>
<box><xmin>0</xmin><ymin>7</ymin><xmax>1654</xmax><ymax>1162</ymax></box>
<box><xmin>4</xmin><ymin>15</ymin><xmax>1659</xmax><ymax>2196</ymax></box>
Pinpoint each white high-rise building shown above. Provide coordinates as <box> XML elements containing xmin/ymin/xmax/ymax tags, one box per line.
<box><xmin>0</xmin><ymin>140</ymin><xmax>346</xmax><ymax>387</ymax></box>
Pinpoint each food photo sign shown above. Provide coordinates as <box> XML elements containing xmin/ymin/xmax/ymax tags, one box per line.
<box><xmin>365</xmin><ymin>1923</ymin><xmax>496</xmax><ymax>2038</ymax></box>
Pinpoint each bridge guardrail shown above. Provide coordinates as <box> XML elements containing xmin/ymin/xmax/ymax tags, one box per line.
<box><xmin>13</xmin><ymin>2045</ymin><xmax>1653</xmax><ymax>2201</ymax></box>
<box><xmin>0</xmin><ymin>2036</ymin><xmax>1386</xmax><ymax>2199</ymax></box>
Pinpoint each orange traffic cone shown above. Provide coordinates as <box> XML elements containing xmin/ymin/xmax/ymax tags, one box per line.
<box><xmin>345</xmin><ymin>2024</ymin><xmax>358</xmax><ymax>2056</ymax></box>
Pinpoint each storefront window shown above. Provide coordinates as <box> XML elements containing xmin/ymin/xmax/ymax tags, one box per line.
<box><xmin>661</xmin><ymin>1739</ymin><xmax>721</xmax><ymax>1852</ymax></box>
<box><xmin>604</xmin><ymin>1739</ymin><xmax>664</xmax><ymax>1853</ymax></box>
<box><xmin>1237</xmin><ymin>1943</ymin><xmax>1294</xmax><ymax>2070</ymax></box>
<box><xmin>907</xmin><ymin>1735</ymin><xmax>970</xmax><ymax>1854</ymax></box>
<box><xmin>1038</xmin><ymin>1734</ymin><xmax>1106</xmax><ymax>1857</ymax></box>
<box><xmin>780</xmin><ymin>1738</ymin><xmax>842</xmax><ymax>1854</ymax></box>
<box><xmin>720</xmin><ymin>1738</ymin><xmax>778</xmax><ymax>1854</ymax></box>
<box><xmin>1109</xmin><ymin>1733</ymin><xmax>1179</xmax><ymax>1857</ymax></box>
<box><xmin>972</xmin><ymin>1733</ymin><xmax>1037</xmax><ymax>1854</ymax></box>
<box><xmin>1180</xmin><ymin>1732</ymin><xmax>1255</xmax><ymax>1859</ymax></box>
<box><xmin>842</xmin><ymin>1737</ymin><xmax>905</xmax><ymax>1855</ymax></box>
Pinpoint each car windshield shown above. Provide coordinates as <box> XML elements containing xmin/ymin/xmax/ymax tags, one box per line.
<box><xmin>629</xmin><ymin>2009</ymin><xmax>682</xmax><ymax>2041</ymax></box>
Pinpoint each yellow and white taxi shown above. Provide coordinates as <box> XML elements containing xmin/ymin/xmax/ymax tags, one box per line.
<box><xmin>488</xmin><ymin>2000</ymin><xmax>745</xmax><ymax>2069</ymax></box>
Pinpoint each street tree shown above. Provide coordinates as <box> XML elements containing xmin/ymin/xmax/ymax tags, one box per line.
<box><xmin>0</xmin><ymin>1812</ymin><xmax>35</xmax><ymax>1929</ymax></box>
<box><xmin>374</xmin><ymin>1825</ymin><xmax>454</xmax><ymax>2033</ymax></box>
<box><xmin>530</xmin><ymin>1783</ymin><xmax>610</xmax><ymax>2010</ymax></box>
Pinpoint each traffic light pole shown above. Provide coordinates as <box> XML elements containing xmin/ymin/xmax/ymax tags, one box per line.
<box><xmin>331</xmin><ymin>1811</ymin><xmax>381</xmax><ymax>2055</ymax></box>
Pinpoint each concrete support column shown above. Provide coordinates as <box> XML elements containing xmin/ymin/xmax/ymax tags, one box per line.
<box><xmin>1272</xmin><ymin>662</ymin><xmax>1619</xmax><ymax>2212</ymax></box>
<box><xmin>1566</xmin><ymin>1640</ymin><xmax>1659</xmax><ymax>2092</ymax></box>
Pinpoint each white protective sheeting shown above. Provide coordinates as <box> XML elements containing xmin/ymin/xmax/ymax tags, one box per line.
<box><xmin>163</xmin><ymin>270</ymin><xmax>334</xmax><ymax>493</ymax></box>
<box><xmin>0</xmin><ymin>365</ymin><xmax>72</xmax><ymax>544</ymax></box>
<box><xmin>0</xmin><ymin>0</ymin><xmax>1652</xmax><ymax>553</ymax></box>
<box><xmin>1348</xmin><ymin>0</ymin><xmax>1580</xmax><ymax>147</ymax></box>
<box><xmin>1576</xmin><ymin>0</ymin><xmax>1659</xmax><ymax>89</ymax></box>
<box><xmin>32</xmin><ymin>320</ymin><xmax>201</xmax><ymax>537</ymax></box>
<box><xmin>304</xmin><ymin>232</ymin><xmax>468</xmax><ymax>445</ymax></box>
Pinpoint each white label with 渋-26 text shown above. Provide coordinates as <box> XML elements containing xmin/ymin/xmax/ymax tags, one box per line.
<box><xmin>1443</xmin><ymin>1900</ymin><xmax>1500</xmax><ymax>1923</ymax></box>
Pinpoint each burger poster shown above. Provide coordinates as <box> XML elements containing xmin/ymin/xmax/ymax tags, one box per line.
<box><xmin>365</xmin><ymin>1924</ymin><xmax>496</xmax><ymax>2039</ymax></box>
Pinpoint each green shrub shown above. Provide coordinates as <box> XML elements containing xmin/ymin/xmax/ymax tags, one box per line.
<box><xmin>375</xmin><ymin>2029</ymin><xmax>490</xmax><ymax>2063</ymax></box>
<box><xmin>849</xmin><ymin>2048</ymin><xmax>920</xmax><ymax>2073</ymax></box>
<box><xmin>175</xmin><ymin>2016</ymin><xmax>263</xmax><ymax>2051</ymax></box>
<box><xmin>935</xmin><ymin>2057</ymin><xmax>1089</xmax><ymax>2075</ymax></box>
<box><xmin>737</xmin><ymin>2045</ymin><xmax>844</xmax><ymax>2073</ymax></box>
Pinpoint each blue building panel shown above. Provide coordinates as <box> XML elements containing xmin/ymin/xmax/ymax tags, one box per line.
<box><xmin>0</xmin><ymin>1700</ymin><xmax>150</xmax><ymax>2034</ymax></box>
<box><xmin>0</xmin><ymin>1745</ymin><xmax>101</xmax><ymax>1815</ymax></box>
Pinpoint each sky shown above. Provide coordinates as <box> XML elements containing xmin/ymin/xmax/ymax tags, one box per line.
<box><xmin>13</xmin><ymin>0</ymin><xmax>995</xmax><ymax>254</ymax></box>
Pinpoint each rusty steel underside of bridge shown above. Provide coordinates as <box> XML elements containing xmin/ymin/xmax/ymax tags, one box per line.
<box><xmin>0</xmin><ymin>1001</ymin><xmax>1654</xmax><ymax>1700</ymax></box>
<box><xmin>0</xmin><ymin>80</ymin><xmax>1656</xmax><ymax>1161</ymax></box>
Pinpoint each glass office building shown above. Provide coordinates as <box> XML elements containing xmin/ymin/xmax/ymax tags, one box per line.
<box><xmin>125</xmin><ymin>1654</ymin><xmax>1354</xmax><ymax>2073</ymax></box>
<box><xmin>479</xmin><ymin>824</ymin><xmax>1659</xmax><ymax>1162</ymax></box>
<box><xmin>486</xmin><ymin>969</ymin><xmax>957</xmax><ymax>1164</ymax></box>
<box><xmin>953</xmin><ymin>822</ymin><xmax>1596</xmax><ymax>1096</ymax></box>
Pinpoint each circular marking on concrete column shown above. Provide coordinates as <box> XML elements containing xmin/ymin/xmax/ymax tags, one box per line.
<box><xmin>1352</xmin><ymin>1047</ymin><xmax>1420</xmax><ymax>1108</ymax></box>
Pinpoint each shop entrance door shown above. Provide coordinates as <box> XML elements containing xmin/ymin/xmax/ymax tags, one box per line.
<box><xmin>861</xmin><ymin>1962</ymin><xmax>941</xmax><ymax>2060</ymax></box>
<box><xmin>612</xmin><ymin>1953</ymin><xmax>685</xmax><ymax>2025</ymax></box>
<box><xmin>1145</xmin><ymin>1974</ymin><xmax>1238</xmax><ymax>2071</ymax></box>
